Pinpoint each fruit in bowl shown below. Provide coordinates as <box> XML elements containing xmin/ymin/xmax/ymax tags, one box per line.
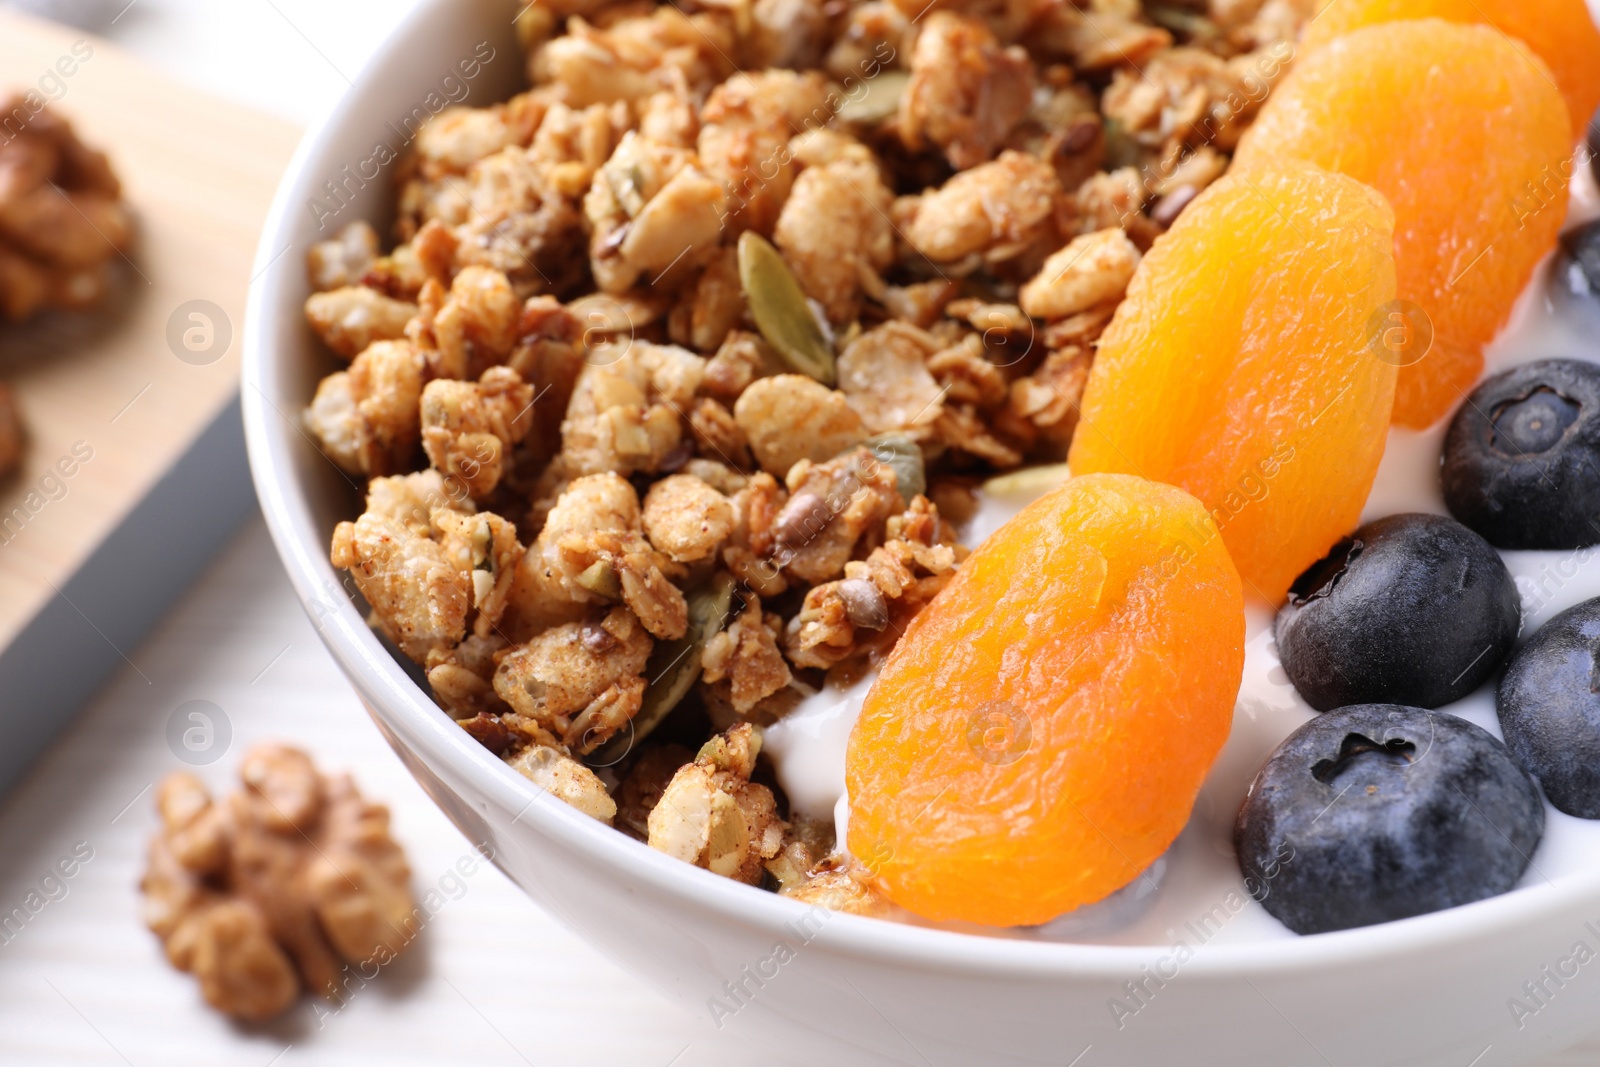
<box><xmin>848</xmin><ymin>473</ymin><xmax>1244</xmax><ymax>926</ymax></box>
<box><xmin>1235</xmin><ymin>18</ymin><xmax>1574</xmax><ymax>429</ymax></box>
<box><xmin>241</xmin><ymin>0</ymin><xmax>1600</xmax><ymax>1063</ymax></box>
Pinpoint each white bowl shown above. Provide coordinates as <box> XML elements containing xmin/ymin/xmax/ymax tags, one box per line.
<box><xmin>242</xmin><ymin>2</ymin><xmax>1600</xmax><ymax>1062</ymax></box>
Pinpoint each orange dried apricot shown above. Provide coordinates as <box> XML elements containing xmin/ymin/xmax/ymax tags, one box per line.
<box><xmin>1235</xmin><ymin>21</ymin><xmax>1573</xmax><ymax>428</ymax></box>
<box><xmin>1304</xmin><ymin>0</ymin><xmax>1600</xmax><ymax>141</ymax></box>
<box><xmin>1067</xmin><ymin>160</ymin><xmax>1398</xmax><ymax>604</ymax></box>
<box><xmin>845</xmin><ymin>474</ymin><xmax>1244</xmax><ymax>927</ymax></box>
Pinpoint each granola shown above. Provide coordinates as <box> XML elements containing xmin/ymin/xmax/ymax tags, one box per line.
<box><xmin>0</xmin><ymin>383</ymin><xmax>22</xmax><ymax>478</ymax></box>
<box><xmin>305</xmin><ymin>0</ymin><xmax>1308</xmax><ymax>894</ymax></box>
<box><xmin>0</xmin><ymin>96</ymin><xmax>131</xmax><ymax>323</ymax></box>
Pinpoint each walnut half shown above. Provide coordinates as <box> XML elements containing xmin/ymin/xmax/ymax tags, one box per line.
<box><xmin>140</xmin><ymin>745</ymin><xmax>416</xmax><ymax>1021</ymax></box>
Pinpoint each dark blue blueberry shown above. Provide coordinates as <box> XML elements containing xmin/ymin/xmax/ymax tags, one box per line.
<box><xmin>1275</xmin><ymin>514</ymin><xmax>1520</xmax><ymax>711</ymax></box>
<box><xmin>1590</xmin><ymin>105</ymin><xmax>1599</xmax><ymax>186</ymax></box>
<box><xmin>1549</xmin><ymin>220</ymin><xmax>1600</xmax><ymax>332</ymax></box>
<box><xmin>1498</xmin><ymin>597</ymin><xmax>1600</xmax><ymax>819</ymax></box>
<box><xmin>1442</xmin><ymin>358</ymin><xmax>1600</xmax><ymax>549</ymax></box>
<box><xmin>1234</xmin><ymin>704</ymin><xmax>1544</xmax><ymax>935</ymax></box>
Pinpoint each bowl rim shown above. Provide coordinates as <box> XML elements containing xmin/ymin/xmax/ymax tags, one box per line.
<box><xmin>240</xmin><ymin>0</ymin><xmax>1600</xmax><ymax>981</ymax></box>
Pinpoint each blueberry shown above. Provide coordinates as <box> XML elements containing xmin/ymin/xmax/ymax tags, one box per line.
<box><xmin>1234</xmin><ymin>704</ymin><xmax>1544</xmax><ymax>935</ymax></box>
<box><xmin>1441</xmin><ymin>358</ymin><xmax>1600</xmax><ymax>549</ymax></box>
<box><xmin>1548</xmin><ymin>221</ymin><xmax>1600</xmax><ymax>332</ymax></box>
<box><xmin>1590</xmin><ymin>105</ymin><xmax>1599</xmax><ymax>185</ymax></box>
<box><xmin>1275</xmin><ymin>514</ymin><xmax>1520</xmax><ymax>711</ymax></box>
<box><xmin>1498</xmin><ymin>597</ymin><xmax>1600</xmax><ymax>818</ymax></box>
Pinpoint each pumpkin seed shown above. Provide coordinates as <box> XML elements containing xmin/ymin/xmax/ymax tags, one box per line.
<box><xmin>738</xmin><ymin>230</ymin><xmax>836</xmax><ymax>386</ymax></box>
<box><xmin>866</xmin><ymin>432</ymin><xmax>927</xmax><ymax>501</ymax></box>
<box><xmin>588</xmin><ymin>571</ymin><xmax>738</xmax><ymax>766</ymax></box>
<box><xmin>838</xmin><ymin>70</ymin><xmax>910</xmax><ymax>125</ymax></box>
<box><xmin>1103</xmin><ymin>117</ymin><xmax>1142</xmax><ymax>172</ymax></box>
<box><xmin>576</xmin><ymin>559</ymin><xmax>622</xmax><ymax>599</ymax></box>
<box><xmin>603</xmin><ymin>161</ymin><xmax>648</xmax><ymax>218</ymax></box>
<box><xmin>1146</xmin><ymin>4</ymin><xmax>1219</xmax><ymax>42</ymax></box>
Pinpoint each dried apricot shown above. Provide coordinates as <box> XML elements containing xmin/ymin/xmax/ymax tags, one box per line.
<box><xmin>1235</xmin><ymin>21</ymin><xmax>1573</xmax><ymax>428</ymax></box>
<box><xmin>1068</xmin><ymin>161</ymin><xmax>1398</xmax><ymax>604</ymax></box>
<box><xmin>845</xmin><ymin>474</ymin><xmax>1244</xmax><ymax>927</ymax></box>
<box><xmin>1304</xmin><ymin>0</ymin><xmax>1600</xmax><ymax>141</ymax></box>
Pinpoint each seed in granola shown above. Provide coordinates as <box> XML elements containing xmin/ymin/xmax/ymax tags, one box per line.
<box><xmin>1151</xmin><ymin>185</ymin><xmax>1200</xmax><ymax>227</ymax></box>
<box><xmin>659</xmin><ymin>443</ymin><xmax>693</xmax><ymax>471</ymax></box>
<box><xmin>983</xmin><ymin>463</ymin><xmax>1072</xmax><ymax>498</ymax></box>
<box><xmin>774</xmin><ymin>490</ymin><xmax>832</xmax><ymax>549</ymax></box>
<box><xmin>865</xmin><ymin>432</ymin><xmax>927</xmax><ymax>502</ymax></box>
<box><xmin>577</xmin><ymin>559</ymin><xmax>623</xmax><ymax>599</ymax></box>
<box><xmin>1145</xmin><ymin>4</ymin><xmax>1220</xmax><ymax>44</ymax></box>
<box><xmin>581</xmin><ymin>619</ymin><xmax>619</xmax><ymax>653</ymax></box>
<box><xmin>1102</xmin><ymin>117</ymin><xmax>1143</xmax><ymax>171</ymax></box>
<box><xmin>590</xmin><ymin>571</ymin><xmax>738</xmax><ymax>766</ymax></box>
<box><xmin>837</xmin><ymin>578</ymin><xmax>890</xmax><ymax>631</ymax></box>
<box><xmin>838</xmin><ymin>70</ymin><xmax>910</xmax><ymax>125</ymax></box>
<box><xmin>736</xmin><ymin>231</ymin><xmax>836</xmax><ymax>386</ymax></box>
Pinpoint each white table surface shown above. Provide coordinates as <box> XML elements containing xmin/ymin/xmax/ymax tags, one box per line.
<box><xmin>0</xmin><ymin>2</ymin><xmax>1598</xmax><ymax>1064</ymax></box>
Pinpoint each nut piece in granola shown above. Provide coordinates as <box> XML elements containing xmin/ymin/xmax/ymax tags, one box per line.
<box><xmin>647</xmin><ymin>723</ymin><xmax>786</xmax><ymax>884</ymax></box>
<box><xmin>140</xmin><ymin>745</ymin><xmax>415</xmax><ymax>1021</ymax></box>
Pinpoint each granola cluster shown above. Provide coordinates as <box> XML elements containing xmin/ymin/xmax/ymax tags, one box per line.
<box><xmin>305</xmin><ymin>0</ymin><xmax>1306</xmax><ymax>898</ymax></box>
<box><xmin>140</xmin><ymin>745</ymin><xmax>416</xmax><ymax>1021</ymax></box>
<box><xmin>0</xmin><ymin>96</ymin><xmax>131</xmax><ymax>323</ymax></box>
<box><xmin>0</xmin><ymin>383</ymin><xmax>22</xmax><ymax>479</ymax></box>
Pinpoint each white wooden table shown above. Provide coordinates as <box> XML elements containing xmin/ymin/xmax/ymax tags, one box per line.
<box><xmin>0</xmin><ymin>2</ymin><xmax>1596</xmax><ymax>1064</ymax></box>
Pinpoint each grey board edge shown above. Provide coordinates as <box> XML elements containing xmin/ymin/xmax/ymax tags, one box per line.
<box><xmin>0</xmin><ymin>390</ymin><xmax>257</xmax><ymax>796</ymax></box>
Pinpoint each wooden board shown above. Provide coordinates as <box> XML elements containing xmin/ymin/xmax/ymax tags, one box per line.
<box><xmin>0</xmin><ymin>10</ymin><xmax>301</xmax><ymax>651</ymax></box>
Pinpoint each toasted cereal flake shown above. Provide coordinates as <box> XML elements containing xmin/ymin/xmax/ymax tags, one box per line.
<box><xmin>836</xmin><ymin>322</ymin><xmax>945</xmax><ymax>435</ymax></box>
<box><xmin>642</xmin><ymin>473</ymin><xmax>736</xmax><ymax>563</ymax></box>
<box><xmin>307</xmin><ymin>221</ymin><xmax>379</xmax><ymax>292</ymax></box>
<box><xmin>305</xmin><ymin>340</ymin><xmax>425</xmax><ymax>477</ymax></box>
<box><xmin>1020</xmin><ymin>228</ymin><xmax>1141</xmax><ymax>320</ymax></box>
<box><xmin>420</xmin><ymin>366</ymin><xmax>535</xmax><ymax>500</ymax></box>
<box><xmin>305</xmin><ymin>286</ymin><xmax>417</xmax><ymax>361</ymax></box>
<box><xmin>734</xmin><ymin>375</ymin><xmax>867</xmax><ymax>478</ymax></box>
<box><xmin>773</xmin><ymin>148</ymin><xmax>894</xmax><ymax>326</ymax></box>
<box><xmin>900</xmin><ymin>12</ymin><xmax>1034</xmax><ymax>170</ymax></box>
<box><xmin>493</xmin><ymin>605</ymin><xmax>651</xmax><ymax>752</ymax></box>
<box><xmin>507</xmin><ymin>743</ymin><xmax>619</xmax><ymax>822</ymax></box>
<box><xmin>903</xmin><ymin>152</ymin><xmax>1061</xmax><ymax>263</ymax></box>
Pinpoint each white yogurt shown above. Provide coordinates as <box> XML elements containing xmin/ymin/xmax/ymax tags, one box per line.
<box><xmin>763</xmin><ymin>672</ymin><xmax>876</xmax><ymax>827</ymax></box>
<box><xmin>760</xmin><ymin>160</ymin><xmax>1600</xmax><ymax>944</ymax></box>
